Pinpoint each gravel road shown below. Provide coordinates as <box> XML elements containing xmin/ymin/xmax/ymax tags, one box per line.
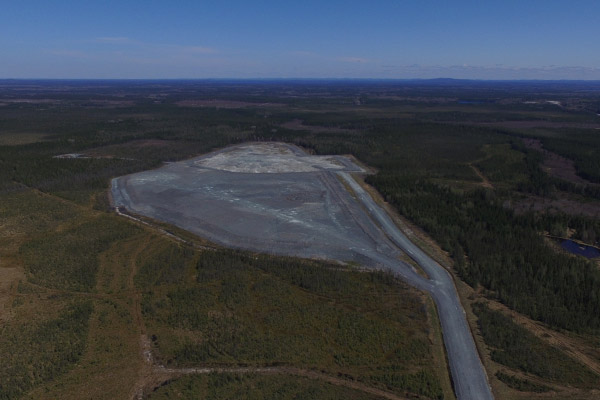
<box><xmin>339</xmin><ymin>172</ymin><xmax>493</xmax><ymax>400</ymax></box>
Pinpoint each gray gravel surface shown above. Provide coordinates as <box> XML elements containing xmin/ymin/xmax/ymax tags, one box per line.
<box><xmin>112</xmin><ymin>142</ymin><xmax>493</xmax><ymax>400</ymax></box>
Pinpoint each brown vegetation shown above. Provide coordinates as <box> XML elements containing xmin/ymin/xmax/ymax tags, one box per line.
<box><xmin>469</xmin><ymin>164</ymin><xmax>494</xmax><ymax>189</ymax></box>
<box><xmin>510</xmin><ymin>194</ymin><xmax>600</xmax><ymax>218</ymax></box>
<box><xmin>522</xmin><ymin>138</ymin><xmax>592</xmax><ymax>185</ymax></box>
<box><xmin>281</xmin><ymin>119</ymin><xmax>356</xmax><ymax>133</ymax></box>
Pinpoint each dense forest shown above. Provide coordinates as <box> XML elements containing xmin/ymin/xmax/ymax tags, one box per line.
<box><xmin>369</xmin><ymin>174</ymin><xmax>600</xmax><ymax>331</ymax></box>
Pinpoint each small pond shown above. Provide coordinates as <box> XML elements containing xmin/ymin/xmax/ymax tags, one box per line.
<box><xmin>561</xmin><ymin>240</ymin><xmax>600</xmax><ymax>259</ymax></box>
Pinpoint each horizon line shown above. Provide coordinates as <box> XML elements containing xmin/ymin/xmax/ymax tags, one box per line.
<box><xmin>2</xmin><ymin>77</ymin><xmax>600</xmax><ymax>83</ymax></box>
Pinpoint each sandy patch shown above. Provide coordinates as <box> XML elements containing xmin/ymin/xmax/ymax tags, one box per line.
<box><xmin>469</xmin><ymin>164</ymin><xmax>493</xmax><ymax>189</ymax></box>
<box><xmin>194</xmin><ymin>142</ymin><xmax>361</xmax><ymax>173</ymax></box>
<box><xmin>281</xmin><ymin>119</ymin><xmax>355</xmax><ymax>133</ymax></box>
<box><xmin>0</xmin><ymin>132</ymin><xmax>49</xmax><ymax>146</ymax></box>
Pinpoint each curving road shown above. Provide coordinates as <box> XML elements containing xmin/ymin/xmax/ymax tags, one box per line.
<box><xmin>339</xmin><ymin>172</ymin><xmax>493</xmax><ymax>400</ymax></box>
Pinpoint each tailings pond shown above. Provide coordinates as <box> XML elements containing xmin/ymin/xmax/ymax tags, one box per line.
<box><xmin>111</xmin><ymin>142</ymin><xmax>402</xmax><ymax>265</ymax></box>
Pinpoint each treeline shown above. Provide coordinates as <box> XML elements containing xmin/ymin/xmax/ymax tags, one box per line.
<box><xmin>534</xmin><ymin>212</ymin><xmax>600</xmax><ymax>245</ymax></box>
<box><xmin>552</xmin><ymin>178</ymin><xmax>600</xmax><ymax>201</ymax></box>
<box><xmin>367</xmin><ymin>174</ymin><xmax>600</xmax><ymax>332</ymax></box>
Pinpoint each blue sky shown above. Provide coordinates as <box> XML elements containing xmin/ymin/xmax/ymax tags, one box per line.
<box><xmin>1</xmin><ymin>1</ymin><xmax>599</xmax><ymax>79</ymax></box>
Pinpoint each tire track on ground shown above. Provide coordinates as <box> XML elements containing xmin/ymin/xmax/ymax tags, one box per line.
<box><xmin>142</xmin><ymin>365</ymin><xmax>412</xmax><ymax>400</ymax></box>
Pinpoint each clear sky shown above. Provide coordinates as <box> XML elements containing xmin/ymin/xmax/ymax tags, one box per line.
<box><xmin>2</xmin><ymin>0</ymin><xmax>599</xmax><ymax>79</ymax></box>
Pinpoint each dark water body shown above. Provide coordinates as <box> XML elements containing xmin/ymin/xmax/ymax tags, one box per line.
<box><xmin>561</xmin><ymin>240</ymin><xmax>600</xmax><ymax>259</ymax></box>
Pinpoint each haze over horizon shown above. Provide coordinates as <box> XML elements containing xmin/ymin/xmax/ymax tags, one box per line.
<box><xmin>2</xmin><ymin>0</ymin><xmax>599</xmax><ymax>80</ymax></box>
